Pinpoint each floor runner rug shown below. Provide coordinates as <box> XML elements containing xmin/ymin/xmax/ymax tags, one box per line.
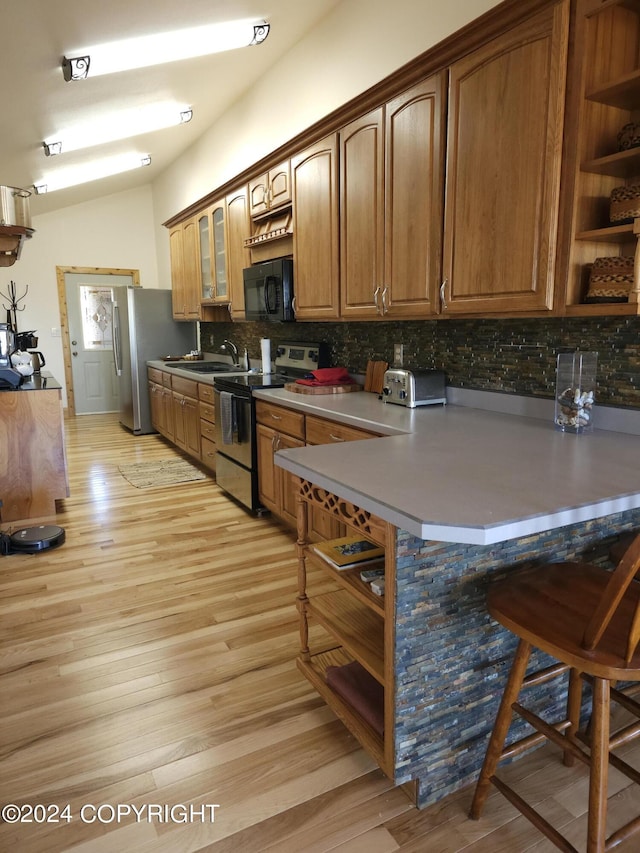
<box><xmin>118</xmin><ymin>458</ymin><xmax>207</xmax><ymax>488</ymax></box>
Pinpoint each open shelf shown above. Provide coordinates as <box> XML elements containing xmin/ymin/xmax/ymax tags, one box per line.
<box><xmin>586</xmin><ymin>67</ymin><xmax>640</xmax><ymax>111</ymax></box>
<box><xmin>306</xmin><ymin>589</ymin><xmax>384</xmax><ymax>684</ymax></box>
<box><xmin>576</xmin><ymin>223</ymin><xmax>635</xmax><ymax>243</ymax></box>
<box><xmin>304</xmin><ymin>549</ymin><xmax>385</xmax><ymax>617</ymax></box>
<box><xmin>581</xmin><ymin>147</ymin><xmax>640</xmax><ymax>178</ymax></box>
<box><xmin>297</xmin><ymin>648</ymin><xmax>388</xmax><ymax>773</ymax></box>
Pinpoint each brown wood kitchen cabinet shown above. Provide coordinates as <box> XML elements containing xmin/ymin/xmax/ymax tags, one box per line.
<box><xmin>249</xmin><ymin>161</ymin><xmax>291</xmax><ymax>218</ymax></box>
<box><xmin>559</xmin><ymin>0</ymin><xmax>640</xmax><ymax>316</ymax></box>
<box><xmin>291</xmin><ymin>135</ymin><xmax>341</xmax><ymax>320</ymax></box>
<box><xmin>255</xmin><ymin>400</ymin><xmax>381</xmax><ymax>533</ymax></box>
<box><xmin>170</xmin><ymin>376</ymin><xmax>201</xmax><ymax>459</ymax></box>
<box><xmin>225</xmin><ymin>185</ymin><xmax>251</xmax><ymax>319</ymax></box>
<box><xmin>441</xmin><ymin>0</ymin><xmax>569</xmax><ymax>315</ymax></box>
<box><xmin>296</xmin><ymin>478</ymin><xmax>396</xmax><ymax>780</ymax></box>
<box><xmin>148</xmin><ymin>367</ymin><xmax>175</xmax><ymax>440</ymax></box>
<box><xmin>339</xmin><ymin>75</ymin><xmax>446</xmax><ymax>320</ymax></box>
<box><xmin>198</xmin><ymin>382</ymin><xmax>217</xmax><ymax>472</ymax></box>
<box><xmin>256</xmin><ymin>400</ymin><xmax>305</xmax><ymax>525</ymax></box>
<box><xmin>169</xmin><ymin>217</ymin><xmax>201</xmax><ymax>320</ymax></box>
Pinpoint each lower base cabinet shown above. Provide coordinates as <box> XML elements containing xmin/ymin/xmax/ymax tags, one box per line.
<box><xmin>256</xmin><ymin>399</ymin><xmax>381</xmax><ymax>532</ymax></box>
<box><xmin>148</xmin><ymin>367</ymin><xmax>212</xmax><ymax>467</ymax></box>
<box><xmin>199</xmin><ymin>383</ymin><xmax>216</xmax><ymax>471</ymax></box>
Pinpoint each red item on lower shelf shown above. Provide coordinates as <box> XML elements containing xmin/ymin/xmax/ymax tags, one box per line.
<box><xmin>325</xmin><ymin>660</ymin><xmax>384</xmax><ymax>736</ymax></box>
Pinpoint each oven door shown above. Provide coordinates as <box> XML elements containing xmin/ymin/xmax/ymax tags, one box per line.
<box><xmin>214</xmin><ymin>388</ymin><xmax>253</xmax><ymax>470</ymax></box>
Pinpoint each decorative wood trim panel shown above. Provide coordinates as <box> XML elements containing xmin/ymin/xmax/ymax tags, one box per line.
<box><xmin>298</xmin><ymin>478</ymin><xmax>387</xmax><ymax>545</ymax></box>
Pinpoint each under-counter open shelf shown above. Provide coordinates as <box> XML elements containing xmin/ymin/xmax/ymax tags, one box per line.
<box><xmin>297</xmin><ymin>647</ymin><xmax>389</xmax><ymax>773</ymax></box>
<box><xmin>295</xmin><ymin>476</ymin><xmax>396</xmax><ymax>783</ymax></box>
<box><xmin>306</xmin><ymin>589</ymin><xmax>384</xmax><ymax>683</ymax></box>
<box><xmin>304</xmin><ymin>549</ymin><xmax>385</xmax><ymax>617</ymax></box>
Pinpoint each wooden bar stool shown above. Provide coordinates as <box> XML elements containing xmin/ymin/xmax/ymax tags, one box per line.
<box><xmin>470</xmin><ymin>532</ymin><xmax>640</xmax><ymax>852</ymax></box>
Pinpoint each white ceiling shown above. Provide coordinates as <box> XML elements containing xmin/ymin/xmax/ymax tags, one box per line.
<box><xmin>2</xmin><ymin>0</ymin><xmax>343</xmax><ymax>216</ymax></box>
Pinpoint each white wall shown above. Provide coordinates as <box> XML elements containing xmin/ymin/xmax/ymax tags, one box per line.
<box><xmin>3</xmin><ymin>0</ymin><xmax>502</xmax><ymax>406</ymax></box>
<box><xmin>151</xmin><ymin>0</ymin><xmax>502</xmax><ymax>284</ymax></box>
<box><xmin>0</xmin><ymin>186</ymin><xmax>158</xmax><ymax>406</ymax></box>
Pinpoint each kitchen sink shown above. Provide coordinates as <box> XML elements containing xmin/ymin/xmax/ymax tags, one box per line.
<box><xmin>166</xmin><ymin>361</ymin><xmax>240</xmax><ymax>373</ymax></box>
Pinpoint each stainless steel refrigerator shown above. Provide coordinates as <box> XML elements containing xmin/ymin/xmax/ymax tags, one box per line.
<box><xmin>112</xmin><ymin>287</ymin><xmax>196</xmax><ymax>434</ymax></box>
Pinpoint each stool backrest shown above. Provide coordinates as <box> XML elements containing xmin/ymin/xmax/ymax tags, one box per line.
<box><xmin>583</xmin><ymin>533</ymin><xmax>640</xmax><ymax>663</ymax></box>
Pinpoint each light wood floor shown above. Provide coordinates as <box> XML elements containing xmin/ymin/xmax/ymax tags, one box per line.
<box><xmin>2</xmin><ymin>413</ymin><xmax>640</xmax><ymax>852</ymax></box>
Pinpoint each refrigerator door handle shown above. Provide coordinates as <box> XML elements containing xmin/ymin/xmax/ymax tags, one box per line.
<box><xmin>113</xmin><ymin>304</ymin><xmax>123</xmax><ymax>377</ymax></box>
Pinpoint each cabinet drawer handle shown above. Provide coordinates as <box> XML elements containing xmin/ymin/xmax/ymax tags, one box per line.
<box><xmin>270</xmin><ymin>413</ymin><xmax>282</xmax><ymax>421</ymax></box>
<box><xmin>329</xmin><ymin>434</ymin><xmax>345</xmax><ymax>442</ymax></box>
<box><xmin>373</xmin><ymin>286</ymin><xmax>381</xmax><ymax>314</ymax></box>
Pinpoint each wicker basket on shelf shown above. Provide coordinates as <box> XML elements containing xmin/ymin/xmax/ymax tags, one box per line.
<box><xmin>584</xmin><ymin>255</ymin><xmax>635</xmax><ymax>303</ymax></box>
<box><xmin>610</xmin><ymin>184</ymin><xmax>640</xmax><ymax>224</ymax></box>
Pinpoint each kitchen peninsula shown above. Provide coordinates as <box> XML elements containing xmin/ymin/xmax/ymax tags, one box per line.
<box><xmin>0</xmin><ymin>373</ymin><xmax>68</xmax><ymax>523</ymax></box>
<box><xmin>267</xmin><ymin>388</ymin><xmax>640</xmax><ymax>808</ymax></box>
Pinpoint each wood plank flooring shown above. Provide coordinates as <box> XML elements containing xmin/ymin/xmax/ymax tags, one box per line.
<box><xmin>1</xmin><ymin>413</ymin><xmax>639</xmax><ymax>852</ymax></box>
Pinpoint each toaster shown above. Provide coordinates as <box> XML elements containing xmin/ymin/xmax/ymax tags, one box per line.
<box><xmin>382</xmin><ymin>368</ymin><xmax>446</xmax><ymax>408</ymax></box>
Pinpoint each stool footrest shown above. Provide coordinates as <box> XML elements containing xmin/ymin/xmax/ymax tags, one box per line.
<box><xmin>490</xmin><ymin>774</ymin><xmax>579</xmax><ymax>853</ymax></box>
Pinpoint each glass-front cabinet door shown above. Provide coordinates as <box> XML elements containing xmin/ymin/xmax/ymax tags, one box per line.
<box><xmin>212</xmin><ymin>202</ymin><xmax>228</xmax><ymax>302</ymax></box>
<box><xmin>198</xmin><ymin>212</ymin><xmax>213</xmax><ymax>301</ymax></box>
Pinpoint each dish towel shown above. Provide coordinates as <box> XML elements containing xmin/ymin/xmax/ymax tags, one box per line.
<box><xmin>220</xmin><ymin>391</ymin><xmax>235</xmax><ymax>445</ymax></box>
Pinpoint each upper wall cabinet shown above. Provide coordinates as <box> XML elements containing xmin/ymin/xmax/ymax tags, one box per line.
<box><xmin>249</xmin><ymin>161</ymin><xmax>292</xmax><ymax>218</ymax></box>
<box><xmin>170</xmin><ymin>217</ymin><xmax>201</xmax><ymax>321</ymax></box>
<box><xmin>441</xmin><ymin>0</ymin><xmax>569</xmax><ymax>315</ymax></box>
<box><xmin>291</xmin><ymin>135</ymin><xmax>340</xmax><ymax>320</ymax></box>
<box><xmin>339</xmin><ymin>75</ymin><xmax>446</xmax><ymax>320</ymax></box>
<box><xmin>226</xmin><ymin>185</ymin><xmax>251</xmax><ymax>319</ymax></box>
<box><xmin>560</xmin><ymin>0</ymin><xmax>640</xmax><ymax>316</ymax></box>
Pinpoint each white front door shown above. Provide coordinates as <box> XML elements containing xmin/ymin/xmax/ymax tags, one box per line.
<box><xmin>64</xmin><ymin>272</ymin><xmax>134</xmax><ymax>414</ymax></box>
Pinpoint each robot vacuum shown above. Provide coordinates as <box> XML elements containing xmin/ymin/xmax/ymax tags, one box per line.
<box><xmin>6</xmin><ymin>525</ymin><xmax>66</xmax><ymax>553</ymax></box>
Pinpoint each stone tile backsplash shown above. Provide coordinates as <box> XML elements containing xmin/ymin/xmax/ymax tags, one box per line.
<box><xmin>201</xmin><ymin>316</ymin><xmax>640</xmax><ymax>409</ymax></box>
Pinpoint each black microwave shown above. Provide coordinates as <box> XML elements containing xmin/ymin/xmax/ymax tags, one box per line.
<box><xmin>243</xmin><ymin>258</ymin><xmax>294</xmax><ymax>322</ymax></box>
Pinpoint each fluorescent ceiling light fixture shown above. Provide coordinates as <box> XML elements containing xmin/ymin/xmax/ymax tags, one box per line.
<box><xmin>62</xmin><ymin>19</ymin><xmax>270</xmax><ymax>80</ymax></box>
<box><xmin>43</xmin><ymin>104</ymin><xmax>192</xmax><ymax>156</ymax></box>
<box><xmin>33</xmin><ymin>152</ymin><xmax>151</xmax><ymax>193</ymax></box>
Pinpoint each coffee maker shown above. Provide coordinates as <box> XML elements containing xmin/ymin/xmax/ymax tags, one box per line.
<box><xmin>0</xmin><ymin>323</ymin><xmax>22</xmax><ymax>388</ymax></box>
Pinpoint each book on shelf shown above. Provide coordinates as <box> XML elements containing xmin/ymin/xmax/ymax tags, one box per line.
<box><xmin>311</xmin><ymin>535</ymin><xmax>384</xmax><ymax>570</ymax></box>
<box><xmin>359</xmin><ymin>566</ymin><xmax>385</xmax><ymax>584</ymax></box>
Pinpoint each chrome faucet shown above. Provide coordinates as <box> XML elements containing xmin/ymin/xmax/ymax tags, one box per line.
<box><xmin>220</xmin><ymin>339</ymin><xmax>239</xmax><ymax>365</ymax></box>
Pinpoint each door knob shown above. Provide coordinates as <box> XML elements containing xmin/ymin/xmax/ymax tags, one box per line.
<box><xmin>72</xmin><ymin>351</ymin><xmax>78</xmax><ymax>356</ymax></box>
<box><xmin>71</xmin><ymin>339</ymin><xmax>77</xmax><ymax>345</ymax></box>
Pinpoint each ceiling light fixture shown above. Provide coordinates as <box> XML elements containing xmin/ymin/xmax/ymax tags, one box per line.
<box><xmin>61</xmin><ymin>19</ymin><xmax>270</xmax><ymax>81</ymax></box>
<box><xmin>42</xmin><ymin>104</ymin><xmax>193</xmax><ymax>156</ymax></box>
<box><xmin>33</xmin><ymin>152</ymin><xmax>151</xmax><ymax>194</ymax></box>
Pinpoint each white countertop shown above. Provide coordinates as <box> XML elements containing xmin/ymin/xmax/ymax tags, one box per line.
<box><xmin>257</xmin><ymin>387</ymin><xmax>640</xmax><ymax>545</ymax></box>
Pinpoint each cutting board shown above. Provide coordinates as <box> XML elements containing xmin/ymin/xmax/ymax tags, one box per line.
<box><xmin>364</xmin><ymin>361</ymin><xmax>388</xmax><ymax>394</ymax></box>
<box><xmin>285</xmin><ymin>382</ymin><xmax>362</xmax><ymax>395</ymax></box>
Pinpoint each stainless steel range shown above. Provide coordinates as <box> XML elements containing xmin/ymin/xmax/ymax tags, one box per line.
<box><xmin>213</xmin><ymin>341</ymin><xmax>329</xmax><ymax>513</ymax></box>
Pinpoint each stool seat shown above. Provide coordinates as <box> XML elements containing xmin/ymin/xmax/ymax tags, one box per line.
<box><xmin>470</xmin><ymin>531</ymin><xmax>640</xmax><ymax>853</ymax></box>
<box><xmin>491</xmin><ymin>561</ymin><xmax>640</xmax><ymax>680</ymax></box>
